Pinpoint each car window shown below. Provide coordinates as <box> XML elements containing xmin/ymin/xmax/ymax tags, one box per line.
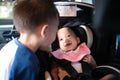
<box><xmin>0</xmin><ymin>0</ymin><xmax>13</xmax><ymax>33</ymax></box>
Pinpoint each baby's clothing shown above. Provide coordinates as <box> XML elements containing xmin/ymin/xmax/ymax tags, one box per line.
<box><xmin>51</xmin><ymin>42</ymin><xmax>90</xmax><ymax>62</ymax></box>
<box><xmin>51</xmin><ymin>42</ymin><xmax>92</xmax><ymax>80</ymax></box>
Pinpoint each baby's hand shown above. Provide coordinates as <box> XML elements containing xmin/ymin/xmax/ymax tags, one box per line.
<box><xmin>82</xmin><ymin>54</ymin><xmax>96</xmax><ymax>69</ymax></box>
<box><xmin>82</xmin><ymin>55</ymin><xmax>93</xmax><ymax>63</ymax></box>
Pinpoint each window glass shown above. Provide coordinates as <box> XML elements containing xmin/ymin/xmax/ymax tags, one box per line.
<box><xmin>0</xmin><ymin>1</ymin><xmax>13</xmax><ymax>20</ymax></box>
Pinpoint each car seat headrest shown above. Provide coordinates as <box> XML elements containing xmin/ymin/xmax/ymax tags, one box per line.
<box><xmin>80</xmin><ymin>25</ymin><xmax>93</xmax><ymax>48</ymax></box>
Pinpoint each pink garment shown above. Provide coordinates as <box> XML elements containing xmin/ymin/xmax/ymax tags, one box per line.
<box><xmin>51</xmin><ymin>42</ymin><xmax>91</xmax><ymax>62</ymax></box>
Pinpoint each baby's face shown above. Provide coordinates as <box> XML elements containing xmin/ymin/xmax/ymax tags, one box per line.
<box><xmin>57</xmin><ymin>27</ymin><xmax>80</xmax><ymax>52</ymax></box>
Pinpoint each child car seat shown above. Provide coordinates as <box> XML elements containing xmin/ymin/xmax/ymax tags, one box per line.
<box><xmin>52</xmin><ymin>1</ymin><xmax>120</xmax><ymax>80</ymax></box>
<box><xmin>51</xmin><ymin>1</ymin><xmax>95</xmax><ymax>80</ymax></box>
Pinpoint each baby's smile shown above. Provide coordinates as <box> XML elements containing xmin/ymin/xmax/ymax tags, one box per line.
<box><xmin>65</xmin><ymin>42</ymin><xmax>72</xmax><ymax>47</ymax></box>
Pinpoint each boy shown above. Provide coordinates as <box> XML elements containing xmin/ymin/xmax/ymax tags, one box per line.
<box><xmin>51</xmin><ymin>27</ymin><xmax>96</xmax><ymax>80</ymax></box>
<box><xmin>0</xmin><ymin>0</ymin><xmax>59</xmax><ymax>80</ymax></box>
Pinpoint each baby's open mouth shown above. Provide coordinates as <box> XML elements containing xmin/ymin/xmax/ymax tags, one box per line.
<box><xmin>65</xmin><ymin>43</ymin><xmax>72</xmax><ymax>47</ymax></box>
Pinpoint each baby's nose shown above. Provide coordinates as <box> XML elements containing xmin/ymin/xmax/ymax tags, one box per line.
<box><xmin>64</xmin><ymin>38</ymin><xmax>70</xmax><ymax>43</ymax></box>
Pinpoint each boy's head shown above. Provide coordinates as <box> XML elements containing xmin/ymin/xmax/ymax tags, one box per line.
<box><xmin>13</xmin><ymin>0</ymin><xmax>59</xmax><ymax>50</ymax></box>
<box><xmin>13</xmin><ymin>0</ymin><xmax>58</xmax><ymax>33</ymax></box>
<box><xmin>57</xmin><ymin>27</ymin><xmax>80</xmax><ymax>52</ymax></box>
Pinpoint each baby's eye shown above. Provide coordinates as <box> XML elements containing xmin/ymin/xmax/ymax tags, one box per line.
<box><xmin>68</xmin><ymin>34</ymin><xmax>71</xmax><ymax>37</ymax></box>
<box><xmin>59</xmin><ymin>38</ymin><xmax>63</xmax><ymax>41</ymax></box>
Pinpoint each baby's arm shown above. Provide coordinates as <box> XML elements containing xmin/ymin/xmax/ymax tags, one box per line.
<box><xmin>82</xmin><ymin>54</ymin><xmax>97</xmax><ymax>69</ymax></box>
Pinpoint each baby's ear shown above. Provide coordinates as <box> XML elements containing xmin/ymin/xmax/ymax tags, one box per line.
<box><xmin>77</xmin><ymin>37</ymin><xmax>80</xmax><ymax>44</ymax></box>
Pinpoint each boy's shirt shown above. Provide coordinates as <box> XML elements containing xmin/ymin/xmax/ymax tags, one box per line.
<box><xmin>0</xmin><ymin>39</ymin><xmax>40</xmax><ymax>80</ymax></box>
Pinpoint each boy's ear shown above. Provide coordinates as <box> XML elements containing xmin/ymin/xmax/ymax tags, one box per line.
<box><xmin>77</xmin><ymin>37</ymin><xmax>80</xmax><ymax>44</ymax></box>
<box><xmin>41</xmin><ymin>24</ymin><xmax>48</xmax><ymax>38</ymax></box>
<box><xmin>37</xmin><ymin>24</ymin><xmax>48</xmax><ymax>38</ymax></box>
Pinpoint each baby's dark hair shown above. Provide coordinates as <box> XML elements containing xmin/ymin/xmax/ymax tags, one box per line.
<box><xmin>13</xmin><ymin>0</ymin><xmax>59</xmax><ymax>32</ymax></box>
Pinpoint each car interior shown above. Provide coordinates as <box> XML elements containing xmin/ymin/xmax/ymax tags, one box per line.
<box><xmin>0</xmin><ymin>0</ymin><xmax>120</xmax><ymax>79</ymax></box>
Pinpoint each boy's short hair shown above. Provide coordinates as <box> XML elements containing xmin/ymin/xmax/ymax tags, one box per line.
<box><xmin>13</xmin><ymin>0</ymin><xmax>59</xmax><ymax>32</ymax></box>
